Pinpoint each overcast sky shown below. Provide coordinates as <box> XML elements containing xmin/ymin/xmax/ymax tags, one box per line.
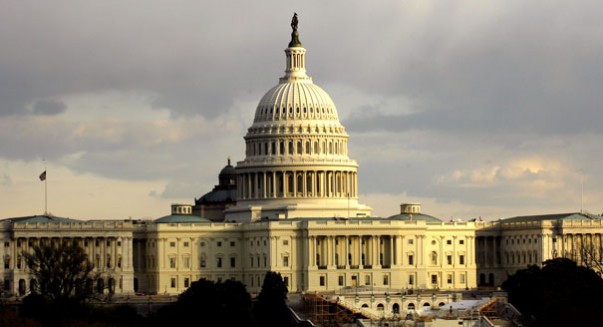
<box><xmin>1</xmin><ymin>0</ymin><xmax>601</xmax><ymax>221</ymax></box>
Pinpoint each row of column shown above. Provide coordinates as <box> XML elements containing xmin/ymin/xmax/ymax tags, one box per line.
<box><xmin>238</xmin><ymin>170</ymin><xmax>357</xmax><ymax>200</ymax></box>
<box><xmin>2</xmin><ymin>236</ymin><xmax>132</xmax><ymax>272</ymax></box>
<box><xmin>246</xmin><ymin>138</ymin><xmax>347</xmax><ymax>157</ymax></box>
<box><xmin>306</xmin><ymin>235</ymin><xmax>476</xmax><ymax>270</ymax></box>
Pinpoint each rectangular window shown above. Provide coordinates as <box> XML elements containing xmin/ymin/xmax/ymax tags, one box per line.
<box><xmin>283</xmin><ymin>256</ymin><xmax>289</xmax><ymax>267</ymax></box>
<box><xmin>408</xmin><ymin>255</ymin><xmax>414</xmax><ymax>265</ymax></box>
<box><xmin>283</xmin><ymin>276</ymin><xmax>289</xmax><ymax>286</ymax></box>
<box><xmin>217</xmin><ymin>241</ymin><xmax>222</xmax><ymax>247</ymax></box>
<box><xmin>170</xmin><ymin>242</ymin><xmax>176</xmax><ymax>247</ymax></box>
<box><xmin>230</xmin><ymin>241</ymin><xmax>235</xmax><ymax>247</ymax></box>
<box><xmin>383</xmin><ymin>275</ymin><xmax>389</xmax><ymax>285</ymax></box>
<box><xmin>408</xmin><ymin>275</ymin><xmax>414</xmax><ymax>285</ymax></box>
<box><xmin>365</xmin><ymin>275</ymin><xmax>371</xmax><ymax>286</ymax></box>
<box><xmin>183</xmin><ymin>257</ymin><xmax>190</xmax><ymax>269</ymax></box>
<box><xmin>230</xmin><ymin>257</ymin><xmax>236</xmax><ymax>268</ymax></box>
<box><xmin>184</xmin><ymin>278</ymin><xmax>190</xmax><ymax>288</ymax></box>
<box><xmin>338</xmin><ymin>276</ymin><xmax>344</xmax><ymax>286</ymax></box>
<box><xmin>200</xmin><ymin>257</ymin><xmax>206</xmax><ymax>268</ymax></box>
<box><xmin>446</xmin><ymin>240</ymin><xmax>452</xmax><ymax>245</ymax></box>
<box><xmin>447</xmin><ymin>255</ymin><xmax>453</xmax><ymax>265</ymax></box>
<box><xmin>447</xmin><ymin>274</ymin><xmax>453</xmax><ymax>284</ymax></box>
<box><xmin>459</xmin><ymin>240</ymin><xmax>465</xmax><ymax>245</ymax></box>
<box><xmin>183</xmin><ymin>242</ymin><xmax>189</xmax><ymax>247</ymax></box>
<box><xmin>320</xmin><ymin>276</ymin><xmax>325</xmax><ymax>286</ymax></box>
<box><xmin>217</xmin><ymin>257</ymin><xmax>223</xmax><ymax>268</ymax></box>
<box><xmin>283</xmin><ymin>240</ymin><xmax>289</xmax><ymax>246</ymax></box>
<box><xmin>408</xmin><ymin>239</ymin><xmax>414</xmax><ymax>245</ymax></box>
<box><xmin>431</xmin><ymin>274</ymin><xmax>438</xmax><ymax>284</ymax></box>
<box><xmin>3</xmin><ymin>242</ymin><xmax>8</xmax><ymax>247</ymax></box>
<box><xmin>460</xmin><ymin>273</ymin><xmax>466</xmax><ymax>284</ymax></box>
<box><xmin>170</xmin><ymin>278</ymin><xmax>176</xmax><ymax>288</ymax></box>
<box><xmin>459</xmin><ymin>255</ymin><xmax>465</xmax><ymax>265</ymax></box>
<box><xmin>169</xmin><ymin>257</ymin><xmax>176</xmax><ymax>269</ymax></box>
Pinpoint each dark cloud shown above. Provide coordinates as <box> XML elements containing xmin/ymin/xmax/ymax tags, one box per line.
<box><xmin>32</xmin><ymin>99</ymin><xmax>66</xmax><ymax>116</ymax></box>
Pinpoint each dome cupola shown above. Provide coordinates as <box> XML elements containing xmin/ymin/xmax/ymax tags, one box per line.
<box><xmin>225</xmin><ymin>14</ymin><xmax>371</xmax><ymax>222</ymax></box>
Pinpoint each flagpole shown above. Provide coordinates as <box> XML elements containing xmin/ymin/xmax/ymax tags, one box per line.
<box><xmin>45</xmin><ymin>167</ymin><xmax>47</xmax><ymax>215</ymax></box>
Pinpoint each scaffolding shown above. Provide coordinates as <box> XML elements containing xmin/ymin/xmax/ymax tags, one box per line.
<box><xmin>302</xmin><ymin>293</ymin><xmax>359</xmax><ymax>326</ymax></box>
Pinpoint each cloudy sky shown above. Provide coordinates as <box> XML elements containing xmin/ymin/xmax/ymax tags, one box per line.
<box><xmin>1</xmin><ymin>0</ymin><xmax>601</xmax><ymax>221</ymax></box>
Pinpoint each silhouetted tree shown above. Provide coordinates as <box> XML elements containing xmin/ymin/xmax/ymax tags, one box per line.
<box><xmin>502</xmin><ymin>257</ymin><xmax>603</xmax><ymax>327</ymax></box>
<box><xmin>23</xmin><ymin>242</ymin><xmax>98</xmax><ymax>304</ymax></box>
<box><xmin>152</xmin><ymin>278</ymin><xmax>254</xmax><ymax>327</ymax></box>
<box><xmin>253</xmin><ymin>271</ymin><xmax>292</xmax><ymax>327</ymax></box>
<box><xmin>21</xmin><ymin>242</ymin><xmax>102</xmax><ymax>326</ymax></box>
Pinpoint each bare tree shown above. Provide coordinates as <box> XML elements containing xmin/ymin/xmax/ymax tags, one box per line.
<box><xmin>577</xmin><ymin>242</ymin><xmax>603</xmax><ymax>276</ymax></box>
<box><xmin>23</xmin><ymin>241</ymin><xmax>100</xmax><ymax>304</ymax></box>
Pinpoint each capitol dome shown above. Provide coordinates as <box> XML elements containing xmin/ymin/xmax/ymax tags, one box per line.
<box><xmin>225</xmin><ymin>14</ymin><xmax>371</xmax><ymax>222</ymax></box>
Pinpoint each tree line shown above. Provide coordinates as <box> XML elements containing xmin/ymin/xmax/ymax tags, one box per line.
<box><xmin>0</xmin><ymin>242</ymin><xmax>303</xmax><ymax>327</ymax></box>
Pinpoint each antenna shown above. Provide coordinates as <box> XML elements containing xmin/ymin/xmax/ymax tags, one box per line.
<box><xmin>581</xmin><ymin>174</ymin><xmax>584</xmax><ymax>213</ymax></box>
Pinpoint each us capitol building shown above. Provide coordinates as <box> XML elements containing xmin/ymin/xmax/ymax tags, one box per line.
<box><xmin>1</xmin><ymin>16</ymin><xmax>602</xmax><ymax>308</ymax></box>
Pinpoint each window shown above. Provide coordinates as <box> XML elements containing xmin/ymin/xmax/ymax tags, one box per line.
<box><xmin>183</xmin><ymin>257</ymin><xmax>190</xmax><ymax>268</ymax></box>
<box><xmin>338</xmin><ymin>276</ymin><xmax>344</xmax><ymax>286</ymax></box>
<box><xmin>117</xmin><ymin>241</ymin><xmax>121</xmax><ymax>247</ymax></box>
<box><xmin>3</xmin><ymin>242</ymin><xmax>8</xmax><ymax>247</ymax></box>
<box><xmin>200</xmin><ymin>255</ymin><xmax>206</xmax><ymax>268</ymax></box>
<box><xmin>459</xmin><ymin>255</ymin><xmax>465</xmax><ymax>265</ymax></box>
<box><xmin>447</xmin><ymin>274</ymin><xmax>453</xmax><ymax>284</ymax></box>
<box><xmin>365</xmin><ymin>275</ymin><xmax>371</xmax><ymax>286</ymax></box>
<box><xmin>283</xmin><ymin>276</ymin><xmax>289</xmax><ymax>286</ymax></box>
<box><xmin>447</xmin><ymin>255</ymin><xmax>452</xmax><ymax>265</ymax></box>
<box><xmin>431</xmin><ymin>251</ymin><xmax>438</xmax><ymax>265</ymax></box>
<box><xmin>183</xmin><ymin>242</ymin><xmax>189</xmax><ymax>247</ymax></box>
<box><xmin>217</xmin><ymin>257</ymin><xmax>223</xmax><ymax>268</ymax></box>
<box><xmin>170</xmin><ymin>242</ymin><xmax>176</xmax><ymax>247</ymax></box>
<box><xmin>408</xmin><ymin>255</ymin><xmax>414</xmax><ymax>265</ymax></box>
<box><xmin>283</xmin><ymin>240</ymin><xmax>289</xmax><ymax>246</ymax></box>
<box><xmin>446</xmin><ymin>240</ymin><xmax>452</xmax><ymax>245</ymax></box>
<box><xmin>383</xmin><ymin>275</ymin><xmax>389</xmax><ymax>285</ymax></box>
<box><xmin>169</xmin><ymin>257</ymin><xmax>176</xmax><ymax>269</ymax></box>
<box><xmin>408</xmin><ymin>275</ymin><xmax>414</xmax><ymax>285</ymax></box>
<box><xmin>217</xmin><ymin>241</ymin><xmax>222</xmax><ymax>247</ymax></box>
<box><xmin>184</xmin><ymin>278</ymin><xmax>190</xmax><ymax>288</ymax></box>
<box><xmin>459</xmin><ymin>240</ymin><xmax>465</xmax><ymax>245</ymax></box>
<box><xmin>230</xmin><ymin>241</ymin><xmax>235</xmax><ymax>247</ymax></box>
<box><xmin>201</xmin><ymin>241</ymin><xmax>206</xmax><ymax>247</ymax></box>
<box><xmin>431</xmin><ymin>274</ymin><xmax>438</xmax><ymax>284</ymax></box>
<box><xmin>320</xmin><ymin>276</ymin><xmax>325</xmax><ymax>286</ymax></box>
<box><xmin>283</xmin><ymin>256</ymin><xmax>289</xmax><ymax>267</ymax></box>
<box><xmin>170</xmin><ymin>278</ymin><xmax>176</xmax><ymax>288</ymax></box>
<box><xmin>230</xmin><ymin>257</ymin><xmax>236</xmax><ymax>268</ymax></box>
<box><xmin>460</xmin><ymin>273</ymin><xmax>465</xmax><ymax>284</ymax></box>
<box><xmin>408</xmin><ymin>239</ymin><xmax>414</xmax><ymax>245</ymax></box>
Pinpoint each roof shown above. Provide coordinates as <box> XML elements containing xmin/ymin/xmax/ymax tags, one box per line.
<box><xmin>154</xmin><ymin>214</ymin><xmax>212</xmax><ymax>224</ymax></box>
<box><xmin>387</xmin><ymin>213</ymin><xmax>443</xmax><ymax>222</ymax></box>
<box><xmin>500</xmin><ymin>212</ymin><xmax>601</xmax><ymax>223</ymax></box>
<box><xmin>0</xmin><ymin>215</ymin><xmax>82</xmax><ymax>223</ymax></box>
<box><xmin>197</xmin><ymin>189</ymin><xmax>237</xmax><ymax>204</ymax></box>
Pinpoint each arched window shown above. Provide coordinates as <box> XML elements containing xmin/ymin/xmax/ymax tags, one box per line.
<box><xmin>288</xmin><ymin>141</ymin><xmax>294</xmax><ymax>154</ymax></box>
<box><xmin>306</xmin><ymin>141</ymin><xmax>311</xmax><ymax>154</ymax></box>
<box><xmin>407</xmin><ymin>303</ymin><xmax>416</xmax><ymax>310</ymax></box>
<box><xmin>297</xmin><ymin>141</ymin><xmax>303</xmax><ymax>154</ymax></box>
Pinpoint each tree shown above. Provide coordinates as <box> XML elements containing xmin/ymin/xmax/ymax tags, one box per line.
<box><xmin>501</xmin><ymin>258</ymin><xmax>603</xmax><ymax>326</ymax></box>
<box><xmin>253</xmin><ymin>271</ymin><xmax>292</xmax><ymax>327</ymax></box>
<box><xmin>23</xmin><ymin>241</ymin><xmax>98</xmax><ymax>304</ymax></box>
<box><xmin>152</xmin><ymin>278</ymin><xmax>255</xmax><ymax>327</ymax></box>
